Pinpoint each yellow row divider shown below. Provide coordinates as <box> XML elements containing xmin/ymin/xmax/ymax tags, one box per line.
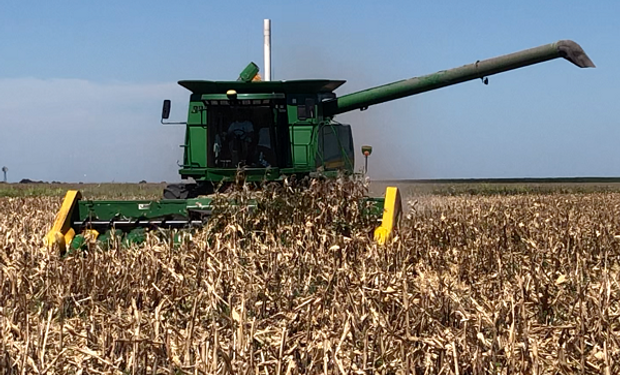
<box><xmin>45</xmin><ymin>190</ymin><xmax>82</xmax><ymax>252</ymax></box>
<box><xmin>374</xmin><ymin>187</ymin><xmax>402</xmax><ymax>245</ymax></box>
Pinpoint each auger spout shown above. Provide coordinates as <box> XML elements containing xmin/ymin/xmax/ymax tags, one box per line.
<box><xmin>323</xmin><ymin>40</ymin><xmax>595</xmax><ymax>116</ymax></box>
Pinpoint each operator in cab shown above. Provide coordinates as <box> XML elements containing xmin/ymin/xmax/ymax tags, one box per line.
<box><xmin>225</xmin><ymin>111</ymin><xmax>258</xmax><ymax>167</ymax></box>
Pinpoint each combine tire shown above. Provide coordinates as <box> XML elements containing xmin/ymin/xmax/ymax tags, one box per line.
<box><xmin>163</xmin><ymin>183</ymin><xmax>196</xmax><ymax>199</ymax></box>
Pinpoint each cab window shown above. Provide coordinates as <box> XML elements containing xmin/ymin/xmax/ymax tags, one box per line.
<box><xmin>317</xmin><ymin>124</ymin><xmax>354</xmax><ymax>170</ymax></box>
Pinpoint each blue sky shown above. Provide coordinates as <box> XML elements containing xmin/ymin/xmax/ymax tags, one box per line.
<box><xmin>0</xmin><ymin>1</ymin><xmax>616</xmax><ymax>182</ymax></box>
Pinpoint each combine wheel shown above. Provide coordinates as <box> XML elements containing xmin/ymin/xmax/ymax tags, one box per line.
<box><xmin>164</xmin><ymin>182</ymin><xmax>216</xmax><ymax>198</ymax></box>
<box><xmin>163</xmin><ymin>183</ymin><xmax>197</xmax><ymax>199</ymax></box>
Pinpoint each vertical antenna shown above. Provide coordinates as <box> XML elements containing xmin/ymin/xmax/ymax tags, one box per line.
<box><xmin>264</xmin><ymin>19</ymin><xmax>271</xmax><ymax>81</ymax></box>
<box><xmin>361</xmin><ymin>146</ymin><xmax>372</xmax><ymax>175</ymax></box>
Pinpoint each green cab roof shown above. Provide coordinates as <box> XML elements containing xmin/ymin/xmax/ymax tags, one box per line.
<box><xmin>178</xmin><ymin>79</ymin><xmax>346</xmax><ymax>94</ymax></box>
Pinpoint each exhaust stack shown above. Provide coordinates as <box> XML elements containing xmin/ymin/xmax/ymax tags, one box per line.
<box><xmin>264</xmin><ymin>19</ymin><xmax>271</xmax><ymax>81</ymax></box>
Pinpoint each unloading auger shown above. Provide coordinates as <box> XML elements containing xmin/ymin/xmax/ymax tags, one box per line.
<box><xmin>46</xmin><ymin>39</ymin><xmax>594</xmax><ymax>252</ymax></box>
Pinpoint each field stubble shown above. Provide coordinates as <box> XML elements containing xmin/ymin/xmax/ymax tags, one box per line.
<box><xmin>1</xmin><ymin>179</ymin><xmax>620</xmax><ymax>374</ymax></box>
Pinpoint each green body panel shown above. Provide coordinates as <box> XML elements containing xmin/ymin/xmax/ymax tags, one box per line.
<box><xmin>291</xmin><ymin>125</ymin><xmax>313</xmax><ymax>167</ymax></box>
<box><xmin>184</xmin><ymin>100</ymin><xmax>207</xmax><ymax>169</ymax></box>
<box><xmin>185</xmin><ymin>127</ymin><xmax>207</xmax><ymax>168</ymax></box>
<box><xmin>75</xmin><ymin>196</ymin><xmax>384</xmax><ymax>223</ymax></box>
<box><xmin>287</xmin><ymin>105</ymin><xmax>299</xmax><ymax>124</ymax></box>
<box><xmin>76</xmin><ymin>198</ymin><xmax>215</xmax><ymax>222</ymax></box>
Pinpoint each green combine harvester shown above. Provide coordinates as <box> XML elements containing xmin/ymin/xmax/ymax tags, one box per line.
<box><xmin>46</xmin><ymin>38</ymin><xmax>594</xmax><ymax>251</ymax></box>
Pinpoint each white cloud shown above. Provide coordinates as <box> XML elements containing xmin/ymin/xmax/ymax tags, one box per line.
<box><xmin>0</xmin><ymin>78</ymin><xmax>189</xmax><ymax>182</ymax></box>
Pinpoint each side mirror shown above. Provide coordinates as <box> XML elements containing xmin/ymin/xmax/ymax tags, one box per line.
<box><xmin>162</xmin><ymin>100</ymin><xmax>171</xmax><ymax>120</ymax></box>
<box><xmin>160</xmin><ymin>99</ymin><xmax>187</xmax><ymax>126</ymax></box>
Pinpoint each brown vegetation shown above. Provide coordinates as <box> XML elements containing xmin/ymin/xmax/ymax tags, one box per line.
<box><xmin>1</xmin><ymin>181</ymin><xmax>620</xmax><ymax>374</ymax></box>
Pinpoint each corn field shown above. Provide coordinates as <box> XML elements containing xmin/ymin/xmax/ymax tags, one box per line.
<box><xmin>1</xmin><ymin>179</ymin><xmax>620</xmax><ymax>374</ymax></box>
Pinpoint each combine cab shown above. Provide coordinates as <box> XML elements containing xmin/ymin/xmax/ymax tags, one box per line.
<box><xmin>47</xmin><ymin>39</ymin><xmax>594</xmax><ymax>251</ymax></box>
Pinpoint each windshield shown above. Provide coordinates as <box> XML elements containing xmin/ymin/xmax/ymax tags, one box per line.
<box><xmin>207</xmin><ymin>104</ymin><xmax>285</xmax><ymax>168</ymax></box>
